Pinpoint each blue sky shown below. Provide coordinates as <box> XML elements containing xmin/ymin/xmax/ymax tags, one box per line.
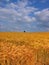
<box><xmin>0</xmin><ymin>0</ymin><xmax>49</xmax><ymax>32</ymax></box>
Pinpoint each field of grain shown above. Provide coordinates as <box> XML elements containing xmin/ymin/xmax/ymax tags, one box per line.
<box><xmin>0</xmin><ymin>32</ymin><xmax>49</xmax><ymax>65</ymax></box>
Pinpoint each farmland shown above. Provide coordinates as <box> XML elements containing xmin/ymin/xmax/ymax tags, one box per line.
<box><xmin>0</xmin><ymin>32</ymin><xmax>49</xmax><ymax>65</ymax></box>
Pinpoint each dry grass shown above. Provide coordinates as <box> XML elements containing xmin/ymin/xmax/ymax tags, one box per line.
<box><xmin>0</xmin><ymin>32</ymin><xmax>49</xmax><ymax>65</ymax></box>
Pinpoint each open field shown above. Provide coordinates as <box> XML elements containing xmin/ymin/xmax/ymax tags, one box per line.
<box><xmin>0</xmin><ymin>32</ymin><xmax>49</xmax><ymax>65</ymax></box>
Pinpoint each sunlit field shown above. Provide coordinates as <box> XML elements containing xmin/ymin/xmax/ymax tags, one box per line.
<box><xmin>0</xmin><ymin>32</ymin><xmax>49</xmax><ymax>65</ymax></box>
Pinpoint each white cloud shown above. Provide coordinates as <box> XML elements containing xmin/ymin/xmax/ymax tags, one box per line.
<box><xmin>0</xmin><ymin>0</ymin><xmax>49</xmax><ymax>31</ymax></box>
<box><xmin>33</xmin><ymin>8</ymin><xmax>49</xmax><ymax>31</ymax></box>
<box><xmin>23</xmin><ymin>16</ymin><xmax>36</xmax><ymax>22</ymax></box>
<box><xmin>0</xmin><ymin>0</ymin><xmax>37</xmax><ymax>23</ymax></box>
<box><xmin>34</xmin><ymin>8</ymin><xmax>49</xmax><ymax>22</ymax></box>
<box><xmin>0</xmin><ymin>0</ymin><xmax>38</xmax><ymax>31</ymax></box>
<box><xmin>32</xmin><ymin>17</ymin><xmax>36</xmax><ymax>22</ymax></box>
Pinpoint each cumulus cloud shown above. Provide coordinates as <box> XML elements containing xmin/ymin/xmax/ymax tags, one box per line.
<box><xmin>34</xmin><ymin>8</ymin><xmax>49</xmax><ymax>22</ymax></box>
<box><xmin>0</xmin><ymin>1</ymin><xmax>37</xmax><ymax>23</ymax></box>
<box><xmin>0</xmin><ymin>0</ymin><xmax>38</xmax><ymax>31</ymax></box>
<box><xmin>0</xmin><ymin>0</ymin><xmax>49</xmax><ymax>31</ymax></box>
<box><xmin>34</xmin><ymin>8</ymin><xmax>49</xmax><ymax>31</ymax></box>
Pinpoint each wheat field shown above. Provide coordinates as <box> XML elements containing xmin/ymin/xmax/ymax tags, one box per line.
<box><xmin>0</xmin><ymin>32</ymin><xmax>49</xmax><ymax>65</ymax></box>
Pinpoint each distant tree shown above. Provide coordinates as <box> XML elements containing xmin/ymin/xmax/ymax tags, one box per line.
<box><xmin>24</xmin><ymin>31</ymin><xmax>26</xmax><ymax>32</ymax></box>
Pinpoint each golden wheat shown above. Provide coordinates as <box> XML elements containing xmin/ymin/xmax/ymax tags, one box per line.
<box><xmin>0</xmin><ymin>32</ymin><xmax>49</xmax><ymax>65</ymax></box>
